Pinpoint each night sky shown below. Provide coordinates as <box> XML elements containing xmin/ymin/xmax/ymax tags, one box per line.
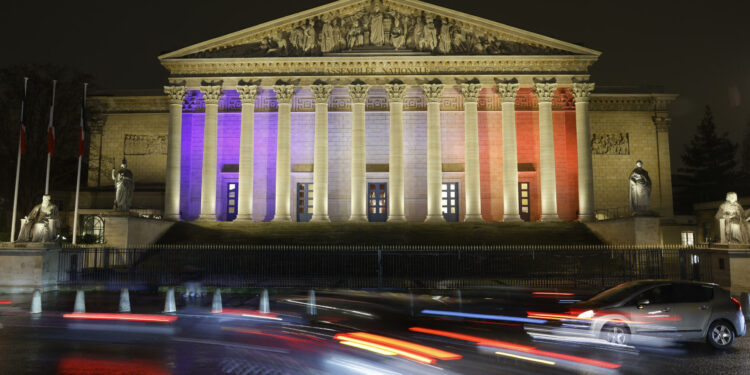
<box><xmin>4</xmin><ymin>0</ymin><xmax>749</xmax><ymax>172</ymax></box>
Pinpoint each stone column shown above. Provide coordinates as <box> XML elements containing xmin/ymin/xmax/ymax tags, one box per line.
<box><xmin>348</xmin><ymin>82</ymin><xmax>370</xmax><ymax>222</ymax></box>
<box><xmin>272</xmin><ymin>84</ymin><xmax>295</xmax><ymax>222</ymax></box>
<box><xmin>236</xmin><ymin>85</ymin><xmax>258</xmax><ymax>221</ymax></box>
<box><xmin>311</xmin><ymin>83</ymin><xmax>333</xmax><ymax>222</ymax></box>
<box><xmin>461</xmin><ymin>82</ymin><xmax>484</xmax><ymax>222</ymax></box>
<box><xmin>198</xmin><ymin>84</ymin><xmax>223</xmax><ymax>221</ymax></box>
<box><xmin>163</xmin><ymin>85</ymin><xmax>187</xmax><ymax>221</ymax></box>
<box><xmin>653</xmin><ymin>114</ymin><xmax>674</xmax><ymax>218</ymax></box>
<box><xmin>534</xmin><ymin>80</ymin><xmax>560</xmax><ymax>221</ymax></box>
<box><xmin>498</xmin><ymin>81</ymin><xmax>522</xmax><ymax>222</ymax></box>
<box><xmin>572</xmin><ymin>82</ymin><xmax>596</xmax><ymax>222</ymax></box>
<box><xmin>386</xmin><ymin>81</ymin><xmax>407</xmax><ymax>222</ymax></box>
<box><xmin>423</xmin><ymin>82</ymin><xmax>445</xmax><ymax>223</ymax></box>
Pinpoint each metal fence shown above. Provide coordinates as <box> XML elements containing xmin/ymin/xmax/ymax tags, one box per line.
<box><xmin>57</xmin><ymin>245</ymin><xmax>715</xmax><ymax>290</ymax></box>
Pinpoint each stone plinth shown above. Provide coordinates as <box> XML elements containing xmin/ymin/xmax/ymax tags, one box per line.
<box><xmin>701</xmin><ymin>247</ymin><xmax>750</xmax><ymax>296</ymax></box>
<box><xmin>585</xmin><ymin>216</ymin><xmax>661</xmax><ymax>245</ymax></box>
<box><xmin>0</xmin><ymin>245</ymin><xmax>60</xmax><ymax>293</ymax></box>
<box><xmin>98</xmin><ymin>211</ymin><xmax>175</xmax><ymax>247</ymax></box>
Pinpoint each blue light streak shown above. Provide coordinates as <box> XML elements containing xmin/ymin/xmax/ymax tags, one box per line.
<box><xmin>421</xmin><ymin>309</ymin><xmax>548</xmax><ymax>324</ymax></box>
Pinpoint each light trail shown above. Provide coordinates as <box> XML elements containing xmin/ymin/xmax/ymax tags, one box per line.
<box><xmin>421</xmin><ymin>309</ymin><xmax>547</xmax><ymax>324</ymax></box>
<box><xmin>62</xmin><ymin>313</ymin><xmax>177</xmax><ymax>323</ymax></box>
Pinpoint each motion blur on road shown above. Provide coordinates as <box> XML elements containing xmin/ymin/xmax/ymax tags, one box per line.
<box><xmin>1</xmin><ymin>286</ymin><xmax>748</xmax><ymax>374</ymax></box>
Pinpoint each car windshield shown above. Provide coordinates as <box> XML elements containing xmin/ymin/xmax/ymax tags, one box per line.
<box><xmin>587</xmin><ymin>282</ymin><xmax>652</xmax><ymax>305</ymax></box>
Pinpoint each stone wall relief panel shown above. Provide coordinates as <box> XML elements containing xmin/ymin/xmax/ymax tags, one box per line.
<box><xmin>124</xmin><ymin>134</ymin><xmax>169</xmax><ymax>156</ymax></box>
<box><xmin>591</xmin><ymin>133</ymin><xmax>630</xmax><ymax>155</ymax></box>
<box><xmin>184</xmin><ymin>0</ymin><xmax>570</xmax><ymax>59</ymax></box>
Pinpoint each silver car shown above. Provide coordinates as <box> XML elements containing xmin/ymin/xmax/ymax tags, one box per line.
<box><xmin>529</xmin><ymin>280</ymin><xmax>746</xmax><ymax>348</ymax></box>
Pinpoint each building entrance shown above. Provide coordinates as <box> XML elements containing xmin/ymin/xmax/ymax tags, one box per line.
<box><xmin>226</xmin><ymin>182</ymin><xmax>238</xmax><ymax>221</ymax></box>
<box><xmin>368</xmin><ymin>183</ymin><xmax>387</xmax><ymax>222</ymax></box>
<box><xmin>519</xmin><ymin>182</ymin><xmax>531</xmax><ymax>221</ymax></box>
<box><xmin>442</xmin><ymin>182</ymin><xmax>459</xmax><ymax>222</ymax></box>
<box><xmin>297</xmin><ymin>182</ymin><xmax>313</xmax><ymax>222</ymax></box>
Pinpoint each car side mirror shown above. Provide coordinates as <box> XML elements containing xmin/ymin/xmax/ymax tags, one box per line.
<box><xmin>637</xmin><ymin>299</ymin><xmax>650</xmax><ymax>308</ymax></box>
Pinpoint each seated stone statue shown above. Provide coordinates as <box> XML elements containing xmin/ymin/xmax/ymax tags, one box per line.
<box><xmin>17</xmin><ymin>194</ymin><xmax>59</xmax><ymax>242</ymax></box>
<box><xmin>715</xmin><ymin>192</ymin><xmax>750</xmax><ymax>244</ymax></box>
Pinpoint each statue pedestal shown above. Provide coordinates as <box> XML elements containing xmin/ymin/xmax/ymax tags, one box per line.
<box><xmin>703</xmin><ymin>247</ymin><xmax>750</xmax><ymax>296</ymax></box>
<box><xmin>585</xmin><ymin>216</ymin><xmax>661</xmax><ymax>245</ymax></box>
<box><xmin>0</xmin><ymin>244</ymin><xmax>60</xmax><ymax>293</ymax></box>
<box><xmin>97</xmin><ymin>211</ymin><xmax>175</xmax><ymax>248</ymax></box>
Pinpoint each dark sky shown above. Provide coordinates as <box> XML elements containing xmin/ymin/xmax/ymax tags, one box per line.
<box><xmin>4</xmin><ymin>0</ymin><xmax>750</xmax><ymax>172</ymax></box>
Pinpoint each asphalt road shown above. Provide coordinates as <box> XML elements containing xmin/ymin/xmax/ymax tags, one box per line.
<box><xmin>0</xmin><ymin>288</ymin><xmax>748</xmax><ymax>374</ymax></box>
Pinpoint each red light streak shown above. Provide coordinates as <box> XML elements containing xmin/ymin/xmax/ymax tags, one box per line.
<box><xmin>58</xmin><ymin>357</ymin><xmax>170</xmax><ymax>375</ymax></box>
<box><xmin>62</xmin><ymin>313</ymin><xmax>177</xmax><ymax>323</ymax></box>
<box><xmin>409</xmin><ymin>327</ymin><xmax>621</xmax><ymax>369</ymax></box>
<box><xmin>0</xmin><ymin>301</ymin><xmax>12</xmax><ymax>305</ymax></box>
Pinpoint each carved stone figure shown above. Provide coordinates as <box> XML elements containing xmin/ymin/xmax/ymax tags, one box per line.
<box><xmin>320</xmin><ymin>16</ymin><xmax>335</xmax><ymax>53</ymax></box>
<box><xmin>303</xmin><ymin>20</ymin><xmax>316</xmax><ymax>53</ymax></box>
<box><xmin>17</xmin><ymin>194</ymin><xmax>59</xmax><ymax>242</ymax></box>
<box><xmin>412</xmin><ymin>16</ymin><xmax>425</xmax><ymax>50</ymax></box>
<box><xmin>112</xmin><ymin>158</ymin><xmax>135</xmax><ymax>211</ymax></box>
<box><xmin>423</xmin><ymin>15</ymin><xmax>437</xmax><ymax>51</ymax></box>
<box><xmin>290</xmin><ymin>25</ymin><xmax>305</xmax><ymax>50</ymax></box>
<box><xmin>347</xmin><ymin>20</ymin><xmax>363</xmax><ymax>49</ymax></box>
<box><xmin>332</xmin><ymin>18</ymin><xmax>345</xmax><ymax>50</ymax></box>
<box><xmin>438</xmin><ymin>18</ymin><xmax>452</xmax><ymax>54</ymax></box>
<box><xmin>391</xmin><ymin>18</ymin><xmax>405</xmax><ymax>50</ymax></box>
<box><xmin>369</xmin><ymin>4</ymin><xmax>385</xmax><ymax>46</ymax></box>
<box><xmin>629</xmin><ymin>160</ymin><xmax>652</xmax><ymax>214</ymax></box>
<box><xmin>715</xmin><ymin>192</ymin><xmax>750</xmax><ymax>244</ymax></box>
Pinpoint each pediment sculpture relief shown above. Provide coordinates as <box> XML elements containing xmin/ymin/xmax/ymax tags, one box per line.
<box><xmin>186</xmin><ymin>0</ymin><xmax>570</xmax><ymax>58</ymax></box>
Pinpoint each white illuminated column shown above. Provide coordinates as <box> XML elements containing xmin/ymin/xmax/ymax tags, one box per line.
<box><xmin>386</xmin><ymin>82</ymin><xmax>407</xmax><ymax>222</ymax></box>
<box><xmin>199</xmin><ymin>84</ymin><xmax>223</xmax><ymax>221</ymax></box>
<box><xmin>572</xmin><ymin>82</ymin><xmax>596</xmax><ymax>222</ymax></box>
<box><xmin>272</xmin><ymin>84</ymin><xmax>295</xmax><ymax>222</ymax></box>
<box><xmin>163</xmin><ymin>85</ymin><xmax>187</xmax><ymax>221</ymax></box>
<box><xmin>461</xmin><ymin>82</ymin><xmax>484</xmax><ymax>222</ymax></box>
<box><xmin>534</xmin><ymin>81</ymin><xmax>560</xmax><ymax>221</ymax></box>
<box><xmin>497</xmin><ymin>81</ymin><xmax>522</xmax><ymax>222</ymax></box>
<box><xmin>349</xmin><ymin>83</ymin><xmax>370</xmax><ymax>222</ymax></box>
<box><xmin>423</xmin><ymin>83</ymin><xmax>445</xmax><ymax>223</ymax></box>
<box><xmin>311</xmin><ymin>83</ymin><xmax>333</xmax><ymax>222</ymax></box>
<box><xmin>236</xmin><ymin>85</ymin><xmax>258</xmax><ymax>221</ymax></box>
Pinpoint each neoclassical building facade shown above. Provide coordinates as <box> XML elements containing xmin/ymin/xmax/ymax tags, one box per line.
<box><xmin>86</xmin><ymin>0</ymin><xmax>677</xmax><ymax>224</ymax></box>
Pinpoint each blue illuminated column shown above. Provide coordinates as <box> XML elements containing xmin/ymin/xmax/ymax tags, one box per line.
<box><xmin>198</xmin><ymin>84</ymin><xmax>223</xmax><ymax>221</ymax></box>
<box><xmin>236</xmin><ymin>85</ymin><xmax>258</xmax><ymax>221</ymax></box>
<box><xmin>163</xmin><ymin>85</ymin><xmax>187</xmax><ymax>221</ymax></box>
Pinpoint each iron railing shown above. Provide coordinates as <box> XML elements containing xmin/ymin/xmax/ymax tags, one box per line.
<box><xmin>57</xmin><ymin>245</ymin><xmax>714</xmax><ymax>290</ymax></box>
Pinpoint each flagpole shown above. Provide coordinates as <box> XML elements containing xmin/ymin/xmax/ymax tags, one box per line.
<box><xmin>10</xmin><ymin>77</ymin><xmax>29</xmax><ymax>244</ymax></box>
<box><xmin>72</xmin><ymin>83</ymin><xmax>87</xmax><ymax>245</ymax></box>
<box><xmin>45</xmin><ymin>80</ymin><xmax>57</xmax><ymax>195</ymax></box>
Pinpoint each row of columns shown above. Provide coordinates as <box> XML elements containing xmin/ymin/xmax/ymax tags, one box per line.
<box><xmin>163</xmin><ymin>78</ymin><xmax>596</xmax><ymax>223</ymax></box>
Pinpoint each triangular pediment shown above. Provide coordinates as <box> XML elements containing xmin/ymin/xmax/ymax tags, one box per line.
<box><xmin>159</xmin><ymin>0</ymin><xmax>600</xmax><ymax>60</ymax></box>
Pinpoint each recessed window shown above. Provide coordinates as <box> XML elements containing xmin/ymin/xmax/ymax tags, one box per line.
<box><xmin>681</xmin><ymin>231</ymin><xmax>695</xmax><ymax>246</ymax></box>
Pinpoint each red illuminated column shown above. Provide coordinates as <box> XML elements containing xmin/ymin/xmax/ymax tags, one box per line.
<box><xmin>533</xmin><ymin>80</ymin><xmax>560</xmax><ymax>221</ymax></box>
<box><xmin>164</xmin><ymin>85</ymin><xmax>187</xmax><ymax>221</ymax></box>
<box><xmin>199</xmin><ymin>84</ymin><xmax>223</xmax><ymax>221</ymax></box>
<box><xmin>386</xmin><ymin>81</ymin><xmax>407</xmax><ymax>222</ymax></box>
<box><xmin>461</xmin><ymin>82</ymin><xmax>484</xmax><ymax>222</ymax></box>
<box><xmin>572</xmin><ymin>82</ymin><xmax>595</xmax><ymax>222</ymax></box>
<box><xmin>236</xmin><ymin>84</ymin><xmax>258</xmax><ymax>221</ymax></box>
<box><xmin>497</xmin><ymin>80</ymin><xmax>522</xmax><ymax>222</ymax></box>
<box><xmin>349</xmin><ymin>82</ymin><xmax>370</xmax><ymax>222</ymax></box>
<box><xmin>272</xmin><ymin>84</ymin><xmax>295</xmax><ymax>222</ymax></box>
<box><xmin>423</xmin><ymin>82</ymin><xmax>445</xmax><ymax>223</ymax></box>
<box><xmin>311</xmin><ymin>83</ymin><xmax>333</xmax><ymax>222</ymax></box>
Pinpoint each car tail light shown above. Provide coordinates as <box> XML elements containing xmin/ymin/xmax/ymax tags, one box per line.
<box><xmin>730</xmin><ymin>297</ymin><xmax>742</xmax><ymax>311</ymax></box>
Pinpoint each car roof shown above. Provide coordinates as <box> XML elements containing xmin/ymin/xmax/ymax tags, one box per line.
<box><xmin>619</xmin><ymin>279</ymin><xmax>718</xmax><ymax>287</ymax></box>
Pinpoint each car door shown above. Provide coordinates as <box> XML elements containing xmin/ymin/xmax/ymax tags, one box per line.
<box><xmin>668</xmin><ymin>284</ymin><xmax>714</xmax><ymax>339</ymax></box>
<box><xmin>626</xmin><ymin>285</ymin><xmax>680</xmax><ymax>337</ymax></box>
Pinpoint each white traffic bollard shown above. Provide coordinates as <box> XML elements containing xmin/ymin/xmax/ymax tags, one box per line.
<box><xmin>119</xmin><ymin>288</ymin><xmax>131</xmax><ymax>313</ymax></box>
<box><xmin>30</xmin><ymin>289</ymin><xmax>42</xmax><ymax>314</ymax></box>
<box><xmin>307</xmin><ymin>290</ymin><xmax>317</xmax><ymax>316</ymax></box>
<box><xmin>260</xmin><ymin>289</ymin><xmax>270</xmax><ymax>314</ymax></box>
<box><xmin>164</xmin><ymin>288</ymin><xmax>176</xmax><ymax>313</ymax></box>
<box><xmin>73</xmin><ymin>290</ymin><xmax>86</xmax><ymax>313</ymax></box>
<box><xmin>212</xmin><ymin>288</ymin><xmax>223</xmax><ymax>313</ymax></box>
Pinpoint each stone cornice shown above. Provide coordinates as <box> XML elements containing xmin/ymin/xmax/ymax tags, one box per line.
<box><xmin>589</xmin><ymin>93</ymin><xmax>679</xmax><ymax>112</ymax></box>
<box><xmin>161</xmin><ymin>55</ymin><xmax>598</xmax><ymax>79</ymax></box>
<box><xmin>88</xmin><ymin>96</ymin><xmax>170</xmax><ymax>114</ymax></box>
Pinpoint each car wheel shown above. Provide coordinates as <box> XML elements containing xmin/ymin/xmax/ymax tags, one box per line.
<box><xmin>602</xmin><ymin>324</ymin><xmax>629</xmax><ymax>346</ymax></box>
<box><xmin>707</xmin><ymin>320</ymin><xmax>735</xmax><ymax>349</ymax></box>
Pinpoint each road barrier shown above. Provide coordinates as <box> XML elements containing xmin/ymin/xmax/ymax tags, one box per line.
<box><xmin>56</xmin><ymin>245</ymin><xmax>714</xmax><ymax>290</ymax></box>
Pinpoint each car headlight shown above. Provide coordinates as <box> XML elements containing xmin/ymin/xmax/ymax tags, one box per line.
<box><xmin>577</xmin><ymin>310</ymin><xmax>595</xmax><ymax>319</ymax></box>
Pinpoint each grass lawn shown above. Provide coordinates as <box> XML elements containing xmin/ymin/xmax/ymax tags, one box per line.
<box><xmin>156</xmin><ymin>221</ymin><xmax>603</xmax><ymax>245</ymax></box>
